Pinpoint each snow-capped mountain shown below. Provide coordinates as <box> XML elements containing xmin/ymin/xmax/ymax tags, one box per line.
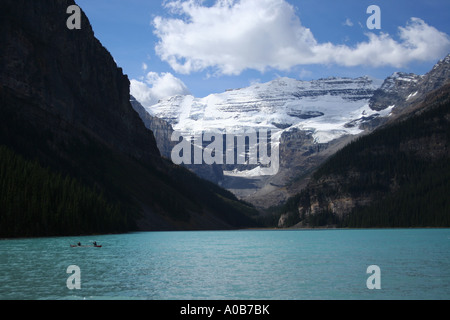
<box><xmin>370</xmin><ymin>54</ymin><xmax>450</xmax><ymax>112</ymax></box>
<box><xmin>133</xmin><ymin>54</ymin><xmax>450</xmax><ymax>208</ymax></box>
<box><xmin>143</xmin><ymin>76</ymin><xmax>385</xmax><ymax>145</ymax></box>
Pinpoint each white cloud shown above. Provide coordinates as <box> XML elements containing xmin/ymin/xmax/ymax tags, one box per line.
<box><xmin>153</xmin><ymin>0</ymin><xmax>317</xmax><ymax>75</ymax></box>
<box><xmin>299</xmin><ymin>68</ymin><xmax>312</xmax><ymax>79</ymax></box>
<box><xmin>316</xmin><ymin>18</ymin><xmax>450</xmax><ymax>68</ymax></box>
<box><xmin>130</xmin><ymin>72</ymin><xmax>190</xmax><ymax>108</ymax></box>
<box><xmin>343</xmin><ymin>18</ymin><xmax>353</xmax><ymax>27</ymax></box>
<box><xmin>153</xmin><ymin>0</ymin><xmax>450</xmax><ymax>75</ymax></box>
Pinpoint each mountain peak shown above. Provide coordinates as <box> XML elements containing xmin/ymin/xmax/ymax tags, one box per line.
<box><xmin>434</xmin><ymin>53</ymin><xmax>450</xmax><ymax>68</ymax></box>
<box><xmin>429</xmin><ymin>53</ymin><xmax>450</xmax><ymax>75</ymax></box>
<box><xmin>369</xmin><ymin>54</ymin><xmax>450</xmax><ymax>112</ymax></box>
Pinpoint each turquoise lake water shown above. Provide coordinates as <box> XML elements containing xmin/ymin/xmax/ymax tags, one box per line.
<box><xmin>1</xmin><ymin>229</ymin><xmax>449</xmax><ymax>300</ymax></box>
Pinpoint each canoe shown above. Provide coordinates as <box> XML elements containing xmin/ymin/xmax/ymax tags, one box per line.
<box><xmin>70</xmin><ymin>245</ymin><xmax>102</xmax><ymax>248</ymax></box>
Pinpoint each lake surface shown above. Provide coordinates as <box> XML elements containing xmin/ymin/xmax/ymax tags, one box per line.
<box><xmin>1</xmin><ymin>229</ymin><xmax>449</xmax><ymax>300</ymax></box>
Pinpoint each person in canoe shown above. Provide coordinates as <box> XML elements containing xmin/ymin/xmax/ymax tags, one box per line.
<box><xmin>70</xmin><ymin>241</ymin><xmax>101</xmax><ymax>247</ymax></box>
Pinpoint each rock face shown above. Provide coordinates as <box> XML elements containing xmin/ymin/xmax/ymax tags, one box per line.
<box><xmin>130</xmin><ymin>96</ymin><xmax>175</xmax><ymax>159</ymax></box>
<box><xmin>370</xmin><ymin>54</ymin><xmax>450</xmax><ymax>113</ymax></box>
<box><xmin>0</xmin><ymin>0</ymin><xmax>161</xmax><ymax>164</ymax></box>
<box><xmin>0</xmin><ymin>0</ymin><xmax>258</xmax><ymax>236</ymax></box>
<box><xmin>369</xmin><ymin>73</ymin><xmax>423</xmax><ymax>111</ymax></box>
<box><xmin>130</xmin><ymin>96</ymin><xmax>224</xmax><ymax>183</ymax></box>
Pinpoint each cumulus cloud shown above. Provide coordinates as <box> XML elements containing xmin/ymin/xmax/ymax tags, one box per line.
<box><xmin>315</xmin><ymin>17</ymin><xmax>450</xmax><ymax>68</ymax></box>
<box><xmin>130</xmin><ymin>72</ymin><xmax>190</xmax><ymax>108</ymax></box>
<box><xmin>153</xmin><ymin>0</ymin><xmax>450</xmax><ymax>75</ymax></box>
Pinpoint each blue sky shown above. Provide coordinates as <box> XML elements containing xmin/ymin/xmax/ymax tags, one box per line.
<box><xmin>75</xmin><ymin>0</ymin><xmax>450</xmax><ymax>105</ymax></box>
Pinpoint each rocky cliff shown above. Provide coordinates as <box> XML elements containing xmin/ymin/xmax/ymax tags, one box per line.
<box><xmin>130</xmin><ymin>96</ymin><xmax>224</xmax><ymax>183</ymax></box>
<box><xmin>370</xmin><ymin>54</ymin><xmax>450</xmax><ymax>113</ymax></box>
<box><xmin>0</xmin><ymin>0</ymin><xmax>258</xmax><ymax>237</ymax></box>
<box><xmin>0</xmin><ymin>0</ymin><xmax>161</xmax><ymax>164</ymax></box>
<box><xmin>130</xmin><ymin>96</ymin><xmax>175</xmax><ymax>159</ymax></box>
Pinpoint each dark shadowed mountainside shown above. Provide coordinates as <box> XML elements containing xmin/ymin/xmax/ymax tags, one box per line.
<box><xmin>0</xmin><ymin>0</ymin><xmax>258</xmax><ymax>237</ymax></box>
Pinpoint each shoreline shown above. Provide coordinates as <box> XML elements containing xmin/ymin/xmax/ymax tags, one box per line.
<box><xmin>2</xmin><ymin>226</ymin><xmax>450</xmax><ymax>240</ymax></box>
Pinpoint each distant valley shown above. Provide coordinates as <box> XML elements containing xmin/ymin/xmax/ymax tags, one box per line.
<box><xmin>136</xmin><ymin>54</ymin><xmax>450</xmax><ymax>220</ymax></box>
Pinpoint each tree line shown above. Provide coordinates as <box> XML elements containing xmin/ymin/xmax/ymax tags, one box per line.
<box><xmin>0</xmin><ymin>145</ymin><xmax>130</xmax><ymax>237</ymax></box>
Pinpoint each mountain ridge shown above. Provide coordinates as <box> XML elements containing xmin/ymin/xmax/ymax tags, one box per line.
<box><xmin>146</xmin><ymin>75</ymin><xmax>384</xmax><ymax>137</ymax></box>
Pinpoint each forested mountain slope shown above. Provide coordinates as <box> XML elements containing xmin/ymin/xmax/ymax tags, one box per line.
<box><xmin>277</xmin><ymin>84</ymin><xmax>450</xmax><ymax>228</ymax></box>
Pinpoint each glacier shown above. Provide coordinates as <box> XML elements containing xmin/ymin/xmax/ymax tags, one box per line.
<box><xmin>143</xmin><ymin>76</ymin><xmax>385</xmax><ymax>145</ymax></box>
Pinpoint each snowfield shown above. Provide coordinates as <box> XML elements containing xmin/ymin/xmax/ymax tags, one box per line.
<box><xmin>144</xmin><ymin>76</ymin><xmax>386</xmax><ymax>145</ymax></box>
